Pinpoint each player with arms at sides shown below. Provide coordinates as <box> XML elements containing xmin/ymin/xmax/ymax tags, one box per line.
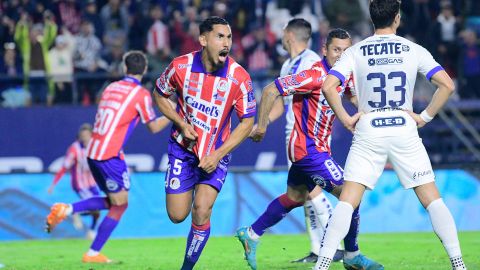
<box><xmin>48</xmin><ymin>123</ymin><xmax>100</xmax><ymax>239</ymax></box>
<box><xmin>264</xmin><ymin>18</ymin><xmax>343</xmax><ymax>264</ymax></box>
<box><xmin>314</xmin><ymin>1</ymin><xmax>467</xmax><ymax>270</ymax></box>
<box><xmin>237</xmin><ymin>29</ymin><xmax>383</xmax><ymax>270</ymax></box>
<box><xmin>153</xmin><ymin>16</ymin><xmax>255</xmax><ymax>270</ymax></box>
<box><xmin>46</xmin><ymin>51</ymin><xmax>170</xmax><ymax>263</ymax></box>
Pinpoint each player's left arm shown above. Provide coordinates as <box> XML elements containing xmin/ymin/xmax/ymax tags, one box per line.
<box><xmin>251</xmin><ymin>82</ymin><xmax>281</xmax><ymax>142</ymax></box>
<box><xmin>199</xmin><ymin>77</ymin><xmax>256</xmax><ymax>173</ymax></box>
<box><xmin>199</xmin><ymin>117</ymin><xmax>254</xmax><ymax>173</ymax></box>
<box><xmin>407</xmin><ymin>70</ymin><xmax>455</xmax><ymax>128</ymax></box>
<box><xmin>407</xmin><ymin>46</ymin><xmax>455</xmax><ymax>128</ymax></box>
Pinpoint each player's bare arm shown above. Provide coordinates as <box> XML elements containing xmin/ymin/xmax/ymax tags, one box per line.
<box><xmin>322</xmin><ymin>75</ymin><xmax>362</xmax><ymax>132</ymax></box>
<box><xmin>250</xmin><ymin>96</ymin><xmax>285</xmax><ymax>138</ymax></box>
<box><xmin>251</xmin><ymin>82</ymin><xmax>281</xmax><ymax>142</ymax></box>
<box><xmin>146</xmin><ymin>116</ymin><xmax>171</xmax><ymax>133</ymax></box>
<box><xmin>407</xmin><ymin>70</ymin><xmax>455</xmax><ymax>128</ymax></box>
<box><xmin>153</xmin><ymin>91</ymin><xmax>198</xmax><ymax>140</ymax></box>
<box><xmin>199</xmin><ymin>117</ymin><xmax>254</xmax><ymax>173</ymax></box>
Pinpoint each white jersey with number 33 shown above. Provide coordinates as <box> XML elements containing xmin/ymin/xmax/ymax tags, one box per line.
<box><xmin>329</xmin><ymin>34</ymin><xmax>443</xmax><ymax>113</ymax></box>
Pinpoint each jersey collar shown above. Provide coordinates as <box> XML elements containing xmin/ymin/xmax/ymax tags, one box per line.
<box><xmin>191</xmin><ymin>50</ymin><xmax>229</xmax><ymax>78</ymax></box>
<box><xmin>123</xmin><ymin>76</ymin><xmax>141</xmax><ymax>85</ymax></box>
<box><xmin>321</xmin><ymin>58</ymin><xmax>331</xmax><ymax>72</ymax></box>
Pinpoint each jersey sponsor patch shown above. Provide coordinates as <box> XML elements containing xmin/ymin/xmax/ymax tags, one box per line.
<box><xmin>324</xmin><ymin>159</ymin><xmax>342</xmax><ymax>181</ymax></box>
<box><xmin>106</xmin><ymin>179</ymin><xmax>119</xmax><ymax>191</ymax></box>
<box><xmin>169</xmin><ymin>177</ymin><xmax>181</xmax><ymax>190</ymax></box>
<box><xmin>413</xmin><ymin>169</ymin><xmax>433</xmax><ymax>181</ymax></box>
<box><xmin>371</xmin><ymin>116</ymin><xmax>406</xmax><ymax>128</ymax></box>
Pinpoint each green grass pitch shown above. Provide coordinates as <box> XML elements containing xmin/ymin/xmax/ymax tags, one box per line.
<box><xmin>0</xmin><ymin>232</ymin><xmax>478</xmax><ymax>269</ymax></box>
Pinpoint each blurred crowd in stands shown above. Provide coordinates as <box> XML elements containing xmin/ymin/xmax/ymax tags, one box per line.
<box><xmin>0</xmin><ymin>0</ymin><xmax>479</xmax><ymax>107</ymax></box>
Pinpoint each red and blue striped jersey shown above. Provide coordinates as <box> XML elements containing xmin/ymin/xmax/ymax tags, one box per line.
<box><xmin>155</xmin><ymin>51</ymin><xmax>256</xmax><ymax>159</ymax></box>
<box><xmin>87</xmin><ymin>77</ymin><xmax>157</xmax><ymax>160</ymax></box>
<box><xmin>275</xmin><ymin>58</ymin><xmax>354</xmax><ymax>162</ymax></box>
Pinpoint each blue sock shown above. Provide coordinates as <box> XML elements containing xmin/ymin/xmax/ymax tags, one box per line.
<box><xmin>344</xmin><ymin>207</ymin><xmax>360</xmax><ymax>252</ymax></box>
<box><xmin>181</xmin><ymin>221</ymin><xmax>211</xmax><ymax>270</ymax></box>
<box><xmin>251</xmin><ymin>194</ymin><xmax>302</xmax><ymax>236</ymax></box>
<box><xmin>72</xmin><ymin>197</ymin><xmax>109</xmax><ymax>213</ymax></box>
<box><xmin>90</xmin><ymin>216</ymin><xmax>118</xmax><ymax>251</ymax></box>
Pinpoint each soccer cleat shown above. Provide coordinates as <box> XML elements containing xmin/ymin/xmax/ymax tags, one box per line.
<box><xmin>291</xmin><ymin>252</ymin><xmax>318</xmax><ymax>263</ymax></box>
<box><xmin>236</xmin><ymin>227</ymin><xmax>259</xmax><ymax>270</ymax></box>
<box><xmin>45</xmin><ymin>203</ymin><xmax>69</xmax><ymax>233</ymax></box>
<box><xmin>82</xmin><ymin>253</ymin><xmax>112</xmax><ymax>263</ymax></box>
<box><xmin>343</xmin><ymin>254</ymin><xmax>384</xmax><ymax>270</ymax></box>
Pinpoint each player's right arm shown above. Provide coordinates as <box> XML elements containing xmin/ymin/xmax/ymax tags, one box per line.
<box><xmin>251</xmin><ymin>82</ymin><xmax>280</xmax><ymax>142</ymax></box>
<box><xmin>153</xmin><ymin>63</ymin><xmax>197</xmax><ymax>140</ymax></box>
<box><xmin>48</xmin><ymin>145</ymin><xmax>75</xmax><ymax>194</ymax></box>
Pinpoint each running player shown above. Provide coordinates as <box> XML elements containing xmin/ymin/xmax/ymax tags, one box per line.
<box><xmin>237</xmin><ymin>29</ymin><xmax>383</xmax><ymax>270</ymax></box>
<box><xmin>264</xmin><ymin>18</ymin><xmax>343</xmax><ymax>263</ymax></box>
<box><xmin>153</xmin><ymin>17</ymin><xmax>255</xmax><ymax>270</ymax></box>
<box><xmin>48</xmin><ymin>123</ymin><xmax>100</xmax><ymax>239</ymax></box>
<box><xmin>314</xmin><ymin>1</ymin><xmax>466</xmax><ymax>269</ymax></box>
<box><xmin>45</xmin><ymin>51</ymin><xmax>170</xmax><ymax>263</ymax></box>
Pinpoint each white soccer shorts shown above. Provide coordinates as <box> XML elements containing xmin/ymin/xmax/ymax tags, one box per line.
<box><xmin>343</xmin><ymin>110</ymin><xmax>435</xmax><ymax>190</ymax></box>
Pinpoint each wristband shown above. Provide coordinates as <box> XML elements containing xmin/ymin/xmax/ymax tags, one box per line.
<box><xmin>420</xmin><ymin>110</ymin><xmax>434</xmax><ymax>123</ymax></box>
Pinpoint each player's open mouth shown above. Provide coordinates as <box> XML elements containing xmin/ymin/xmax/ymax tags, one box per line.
<box><xmin>218</xmin><ymin>50</ymin><xmax>229</xmax><ymax>62</ymax></box>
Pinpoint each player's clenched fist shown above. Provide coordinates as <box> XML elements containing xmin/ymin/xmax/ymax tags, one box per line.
<box><xmin>198</xmin><ymin>153</ymin><xmax>221</xmax><ymax>173</ymax></box>
<box><xmin>250</xmin><ymin>126</ymin><xmax>266</xmax><ymax>142</ymax></box>
<box><xmin>180</xmin><ymin>122</ymin><xmax>198</xmax><ymax>141</ymax></box>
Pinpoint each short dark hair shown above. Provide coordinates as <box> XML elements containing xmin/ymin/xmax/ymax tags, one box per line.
<box><xmin>369</xmin><ymin>0</ymin><xmax>401</xmax><ymax>29</ymax></box>
<box><xmin>326</xmin><ymin>28</ymin><xmax>351</xmax><ymax>48</ymax></box>
<box><xmin>285</xmin><ymin>18</ymin><xmax>312</xmax><ymax>43</ymax></box>
<box><xmin>199</xmin><ymin>16</ymin><xmax>229</xmax><ymax>34</ymax></box>
<box><xmin>123</xmin><ymin>50</ymin><xmax>147</xmax><ymax>75</ymax></box>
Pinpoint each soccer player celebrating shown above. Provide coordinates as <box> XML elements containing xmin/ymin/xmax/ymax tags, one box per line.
<box><xmin>237</xmin><ymin>29</ymin><xmax>383</xmax><ymax>270</ymax></box>
<box><xmin>153</xmin><ymin>17</ymin><xmax>255</xmax><ymax>270</ymax></box>
<box><xmin>314</xmin><ymin>1</ymin><xmax>467</xmax><ymax>270</ymax></box>
<box><xmin>48</xmin><ymin>123</ymin><xmax>101</xmax><ymax>239</ymax></box>
<box><xmin>264</xmin><ymin>18</ymin><xmax>343</xmax><ymax>263</ymax></box>
<box><xmin>46</xmin><ymin>51</ymin><xmax>170</xmax><ymax>263</ymax></box>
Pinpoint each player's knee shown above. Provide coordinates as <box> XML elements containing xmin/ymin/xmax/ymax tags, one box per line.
<box><xmin>167</xmin><ymin>212</ymin><xmax>188</xmax><ymax>224</ymax></box>
<box><xmin>192</xmin><ymin>204</ymin><xmax>213</xmax><ymax>223</ymax></box>
<box><xmin>107</xmin><ymin>203</ymin><xmax>128</xmax><ymax>220</ymax></box>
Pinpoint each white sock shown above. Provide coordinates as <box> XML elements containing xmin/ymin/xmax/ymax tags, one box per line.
<box><xmin>307</xmin><ymin>192</ymin><xmax>342</xmax><ymax>255</ymax></box>
<box><xmin>247</xmin><ymin>227</ymin><xmax>260</xmax><ymax>241</ymax></box>
<box><xmin>426</xmin><ymin>198</ymin><xmax>462</xmax><ymax>258</ymax></box>
<box><xmin>66</xmin><ymin>204</ymin><xmax>73</xmax><ymax>216</ymax></box>
<box><xmin>318</xmin><ymin>201</ymin><xmax>353</xmax><ymax>259</ymax></box>
<box><xmin>344</xmin><ymin>250</ymin><xmax>360</xmax><ymax>260</ymax></box>
<box><xmin>87</xmin><ymin>249</ymin><xmax>99</xmax><ymax>256</ymax></box>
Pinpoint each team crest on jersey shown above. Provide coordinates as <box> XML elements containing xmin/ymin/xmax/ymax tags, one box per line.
<box><xmin>402</xmin><ymin>45</ymin><xmax>410</xmax><ymax>52</ymax></box>
<box><xmin>106</xmin><ymin>179</ymin><xmax>119</xmax><ymax>191</ymax></box>
<box><xmin>216</xmin><ymin>80</ymin><xmax>228</xmax><ymax>92</ymax></box>
<box><xmin>312</xmin><ymin>175</ymin><xmax>326</xmax><ymax>188</ymax></box>
<box><xmin>169</xmin><ymin>177</ymin><xmax>181</xmax><ymax>190</ymax></box>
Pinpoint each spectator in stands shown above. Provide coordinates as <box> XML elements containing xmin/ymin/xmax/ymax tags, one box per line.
<box><xmin>0</xmin><ymin>42</ymin><xmax>24</xmax><ymax>105</ymax></box>
<box><xmin>146</xmin><ymin>4</ymin><xmax>171</xmax><ymax>75</ymax></box>
<box><xmin>81</xmin><ymin>0</ymin><xmax>104</xmax><ymax>41</ymax></box>
<box><xmin>324</xmin><ymin>0</ymin><xmax>365</xmax><ymax>36</ymax></box>
<box><xmin>459</xmin><ymin>29</ymin><xmax>480</xmax><ymax>99</ymax></box>
<box><xmin>14</xmin><ymin>11</ymin><xmax>57</xmax><ymax>105</ymax></box>
<box><xmin>100</xmin><ymin>0</ymin><xmax>129</xmax><ymax>56</ymax></box>
<box><xmin>73</xmin><ymin>20</ymin><xmax>105</xmax><ymax>105</ymax></box>
<box><xmin>49</xmin><ymin>28</ymin><xmax>75</xmax><ymax>104</ymax></box>
<box><xmin>104</xmin><ymin>40</ymin><xmax>125</xmax><ymax>79</ymax></box>
<box><xmin>242</xmin><ymin>26</ymin><xmax>273</xmax><ymax>100</ymax></box>
<box><xmin>1</xmin><ymin>13</ymin><xmax>17</xmax><ymax>43</ymax></box>
<box><xmin>51</xmin><ymin>0</ymin><xmax>82</xmax><ymax>34</ymax></box>
<box><xmin>430</xmin><ymin>1</ymin><xmax>461</xmax><ymax>78</ymax></box>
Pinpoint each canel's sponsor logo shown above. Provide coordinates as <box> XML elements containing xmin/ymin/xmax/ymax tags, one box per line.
<box><xmin>185</xmin><ymin>96</ymin><xmax>220</xmax><ymax>118</ymax></box>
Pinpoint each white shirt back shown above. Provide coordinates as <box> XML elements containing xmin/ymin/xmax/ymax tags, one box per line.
<box><xmin>330</xmin><ymin>34</ymin><xmax>442</xmax><ymax>113</ymax></box>
<box><xmin>280</xmin><ymin>49</ymin><xmax>321</xmax><ymax>133</ymax></box>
